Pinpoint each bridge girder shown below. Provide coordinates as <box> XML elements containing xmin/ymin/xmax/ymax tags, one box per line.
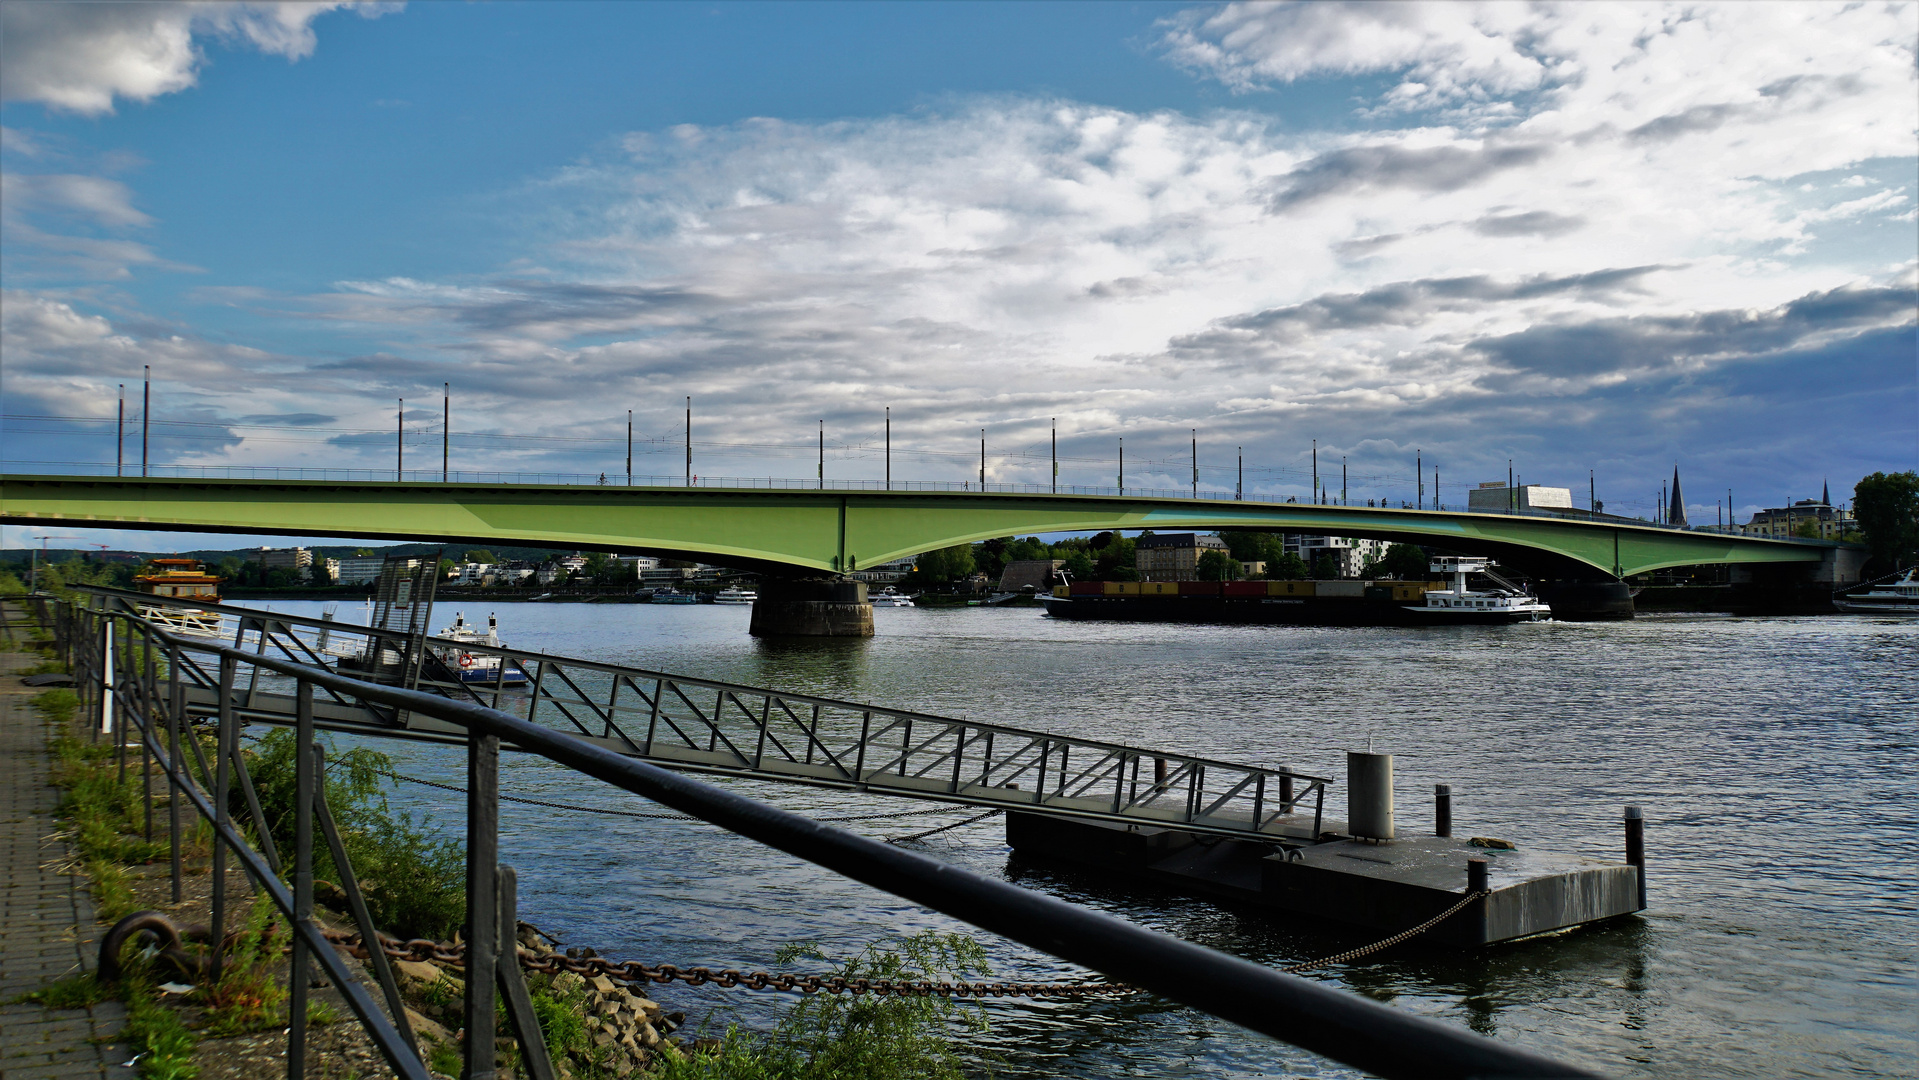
<box><xmin>1</xmin><ymin>475</ymin><xmax>1833</xmax><ymax>579</ymax></box>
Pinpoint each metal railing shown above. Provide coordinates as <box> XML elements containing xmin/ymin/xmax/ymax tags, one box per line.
<box><xmin>82</xmin><ymin>588</ymin><xmax>1333</xmax><ymax>843</ymax></box>
<box><xmin>3</xmin><ymin>459</ymin><xmax>1762</xmax><ymax>536</ymax></box>
<box><xmin>34</xmin><ymin>594</ymin><xmax>1603</xmax><ymax>1080</ymax></box>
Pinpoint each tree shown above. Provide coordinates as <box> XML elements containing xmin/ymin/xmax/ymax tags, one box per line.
<box><xmin>1196</xmin><ymin>549</ymin><xmax>1241</xmax><ymax>581</ymax></box>
<box><xmin>1219</xmin><ymin>531</ymin><xmax>1284</xmax><ymax>565</ymax></box>
<box><xmin>907</xmin><ymin>545</ymin><xmax>976</xmax><ymax>587</ymax></box>
<box><xmin>1852</xmin><ymin>472</ymin><xmax>1918</xmax><ymax>571</ymax></box>
<box><xmin>309</xmin><ymin>561</ymin><xmax>333</xmax><ymax>587</ymax></box>
<box><xmin>1091</xmin><ymin>533</ymin><xmax>1137</xmax><ymax>580</ymax></box>
<box><xmin>1061</xmin><ymin>550</ymin><xmax>1096</xmax><ymax>580</ymax></box>
<box><xmin>1310</xmin><ymin>553</ymin><xmax>1341</xmax><ymax>580</ymax></box>
<box><xmin>1267</xmin><ymin>552</ymin><xmax>1310</xmax><ymax>580</ymax></box>
<box><xmin>462</xmin><ymin>549</ymin><xmax>498</xmax><ymax>565</ymax></box>
<box><xmin>1366</xmin><ymin>543</ymin><xmax>1431</xmax><ymax>580</ymax></box>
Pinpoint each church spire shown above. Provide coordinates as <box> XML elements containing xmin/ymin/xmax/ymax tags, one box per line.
<box><xmin>1669</xmin><ymin>466</ymin><xmax>1687</xmax><ymax>528</ymax></box>
<box><xmin>1822</xmin><ymin>478</ymin><xmax>1830</xmax><ymax>506</ymax></box>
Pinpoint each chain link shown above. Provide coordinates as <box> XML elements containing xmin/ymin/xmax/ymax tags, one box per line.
<box><xmin>1279</xmin><ymin>889</ymin><xmax>1489</xmax><ymax>974</ymax></box>
<box><xmin>323</xmin><ymin>932</ymin><xmax>1135</xmax><ymax>999</ymax></box>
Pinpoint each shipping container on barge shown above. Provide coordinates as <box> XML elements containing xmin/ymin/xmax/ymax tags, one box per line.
<box><xmin>1042</xmin><ymin>569</ymin><xmax>1550</xmax><ymax>626</ymax></box>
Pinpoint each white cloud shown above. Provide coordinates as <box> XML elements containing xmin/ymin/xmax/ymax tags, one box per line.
<box><xmin>0</xmin><ymin>1</ymin><xmax>401</xmax><ymax>115</ymax></box>
<box><xmin>1</xmin><ymin>173</ymin><xmax>152</xmax><ymax>227</ymax></box>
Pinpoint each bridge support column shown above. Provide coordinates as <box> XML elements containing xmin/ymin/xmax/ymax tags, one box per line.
<box><xmin>1537</xmin><ymin>578</ymin><xmax>1635</xmax><ymax>620</ymax></box>
<box><xmin>749</xmin><ymin>578</ymin><xmax>874</xmax><ymax>638</ymax></box>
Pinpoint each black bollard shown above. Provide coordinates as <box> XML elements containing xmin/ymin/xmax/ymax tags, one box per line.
<box><xmin>1465</xmin><ymin>856</ymin><xmax>1490</xmax><ymax>945</ymax></box>
<box><xmin>1467</xmin><ymin>856</ymin><xmax>1488</xmax><ymax>894</ymax></box>
<box><xmin>1624</xmin><ymin>805</ymin><xmax>1646</xmax><ymax>911</ymax></box>
<box><xmin>1279</xmin><ymin>767</ymin><xmax>1295</xmax><ymax>814</ymax></box>
<box><xmin>1434</xmin><ymin>783</ymin><xmax>1452</xmax><ymax>837</ymax></box>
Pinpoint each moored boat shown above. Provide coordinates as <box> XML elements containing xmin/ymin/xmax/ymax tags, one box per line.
<box><xmin>133</xmin><ymin>558</ymin><xmax>225</xmax><ymax>637</ymax></box>
<box><xmin>650</xmin><ymin>587</ymin><xmax>699</xmax><ymax>605</ymax></box>
<box><xmin>713</xmin><ymin>586</ymin><xmax>758</xmax><ymax>605</ymax></box>
<box><xmin>1833</xmin><ymin>568</ymin><xmax>1919</xmax><ymax>615</ymax></box>
<box><xmin>872</xmin><ymin>586</ymin><xmax>915</xmax><ymax>607</ymax></box>
<box><xmin>432</xmin><ymin>612</ymin><xmax>528</xmax><ymax>685</ymax></box>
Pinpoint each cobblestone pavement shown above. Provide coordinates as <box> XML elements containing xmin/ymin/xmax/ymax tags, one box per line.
<box><xmin>0</xmin><ymin>608</ymin><xmax>136</xmax><ymax>1080</ymax></box>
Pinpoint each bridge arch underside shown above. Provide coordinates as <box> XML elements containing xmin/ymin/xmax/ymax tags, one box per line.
<box><xmin>0</xmin><ymin>476</ymin><xmax>1829</xmax><ymax>581</ymax></box>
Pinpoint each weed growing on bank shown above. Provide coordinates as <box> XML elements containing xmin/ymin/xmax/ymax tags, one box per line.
<box><xmin>246</xmin><ymin>728</ymin><xmax>466</xmax><ymax>939</ymax></box>
<box><xmin>651</xmin><ymin>931</ymin><xmax>993</xmax><ymax>1080</ymax></box>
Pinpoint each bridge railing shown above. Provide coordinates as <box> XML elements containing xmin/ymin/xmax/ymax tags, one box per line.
<box><xmin>6</xmin><ymin>459</ymin><xmax>1736</xmax><ymax>533</ymax></box>
<box><xmin>36</xmin><ymin>593</ymin><xmax>1598</xmax><ymax>1080</ymax></box>
<box><xmin>80</xmin><ymin>588</ymin><xmax>1332</xmax><ymax>842</ymax></box>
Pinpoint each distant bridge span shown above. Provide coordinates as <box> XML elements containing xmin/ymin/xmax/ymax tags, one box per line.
<box><xmin>0</xmin><ymin>474</ymin><xmax>1839</xmax><ymax>580</ymax></box>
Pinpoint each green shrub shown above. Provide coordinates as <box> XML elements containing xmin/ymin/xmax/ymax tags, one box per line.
<box><xmin>246</xmin><ymin>729</ymin><xmax>466</xmax><ymax>939</ymax></box>
<box><xmin>652</xmin><ymin>931</ymin><xmax>991</xmax><ymax>1080</ymax></box>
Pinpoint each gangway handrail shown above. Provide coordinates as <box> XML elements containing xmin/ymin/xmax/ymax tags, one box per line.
<box><xmin>80</xmin><ymin>587</ymin><xmax>1337</xmax><ymax>845</ymax></box>
<box><xmin>61</xmin><ymin>596</ymin><xmax>1603</xmax><ymax>1080</ymax></box>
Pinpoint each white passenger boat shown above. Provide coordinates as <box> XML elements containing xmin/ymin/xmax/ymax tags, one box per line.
<box><xmin>432</xmin><ymin>612</ymin><xmax>528</xmax><ymax>685</ymax></box>
<box><xmin>713</xmin><ymin>586</ymin><xmax>758</xmax><ymax>605</ymax></box>
<box><xmin>1403</xmin><ymin>558</ymin><xmax>1552</xmax><ymax>624</ymax></box>
<box><xmin>1834</xmin><ymin>568</ymin><xmax>1919</xmax><ymax>615</ymax></box>
<box><xmin>872</xmin><ymin>586</ymin><xmax>916</xmax><ymax>607</ymax></box>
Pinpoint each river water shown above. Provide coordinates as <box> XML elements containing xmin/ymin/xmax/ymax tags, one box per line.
<box><xmin>247</xmin><ymin>600</ymin><xmax>1915</xmax><ymax>1078</ymax></box>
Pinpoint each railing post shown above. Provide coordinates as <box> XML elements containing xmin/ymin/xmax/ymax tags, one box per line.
<box><xmin>1279</xmin><ymin>767</ymin><xmax>1294</xmax><ymax>814</ymax></box>
<box><xmin>495</xmin><ymin>866</ymin><xmax>557</xmax><ymax>1080</ymax></box>
<box><xmin>167</xmin><ymin>642</ymin><xmax>185</xmax><ymax>904</ymax></box>
<box><xmin>210</xmin><ymin>654</ymin><xmax>236</xmax><ymax>981</ymax></box>
<box><xmin>465</xmin><ymin>729</ymin><xmax>500</xmax><ymax>1080</ymax></box>
<box><xmin>141</xmin><ymin>630</ymin><xmax>155</xmax><ymax>841</ymax></box>
<box><xmin>1435</xmin><ymin>784</ymin><xmax>1453</xmax><ymax>838</ymax></box>
<box><xmin>288</xmin><ymin>679</ymin><xmax>316</xmax><ymax>1080</ymax></box>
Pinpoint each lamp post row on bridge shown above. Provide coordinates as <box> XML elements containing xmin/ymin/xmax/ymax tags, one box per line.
<box><xmin>104</xmin><ymin>379</ymin><xmax>1665</xmax><ymax>521</ymax></box>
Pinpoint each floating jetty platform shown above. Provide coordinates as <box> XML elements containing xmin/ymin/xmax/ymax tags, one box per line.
<box><xmin>1006</xmin><ymin>754</ymin><xmax>1646</xmax><ymax>947</ymax></box>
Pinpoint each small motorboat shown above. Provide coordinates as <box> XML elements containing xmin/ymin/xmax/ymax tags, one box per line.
<box><xmin>713</xmin><ymin>586</ymin><xmax>758</xmax><ymax>605</ymax></box>
<box><xmin>872</xmin><ymin>586</ymin><xmax>916</xmax><ymax>607</ymax></box>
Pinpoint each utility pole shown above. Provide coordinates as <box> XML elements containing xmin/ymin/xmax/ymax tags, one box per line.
<box><xmin>1728</xmin><ymin>488</ymin><xmax>1733</xmax><ymax>533</ymax></box>
<box><xmin>979</xmin><ymin>428</ymin><xmax>986</xmax><ymax>488</ymax></box>
<box><xmin>1416</xmin><ymin>451</ymin><xmax>1422</xmax><ymax>509</ymax></box>
<box><xmin>116</xmin><ymin>385</ymin><xmax>125</xmax><ymax>476</ymax></box>
<box><xmin>1508</xmin><ymin>459</ymin><xmax>1514</xmax><ymax>513</ymax></box>
<box><xmin>626</xmin><ymin>410</ymin><xmax>632</xmax><ymax>486</ymax></box>
<box><xmin>1118</xmin><ymin>439</ymin><xmax>1124</xmax><ymax>496</ymax></box>
<box><xmin>1312</xmin><ymin>440</ymin><xmax>1318</xmax><ymax>505</ymax></box>
<box><xmin>1434</xmin><ymin>470</ymin><xmax>1439</xmax><ymax>511</ymax></box>
<box><xmin>396</xmin><ymin>398</ymin><xmax>404</xmax><ymax>481</ymax></box>
<box><xmin>1238</xmin><ymin>448</ymin><xmax>1243</xmax><ymax>501</ymax></box>
<box><xmin>684</xmin><ymin>397</ymin><xmax>691</xmax><ymax>487</ymax></box>
<box><xmin>1591</xmin><ymin>470</ymin><xmax>1596</xmax><ymax>520</ymax></box>
<box><xmin>1342</xmin><ymin>456</ymin><xmax>1347</xmax><ymax>506</ymax></box>
<box><xmin>818</xmin><ymin>421</ymin><xmax>824</xmax><ymax>489</ymax></box>
<box><xmin>1052</xmin><ymin>419</ymin><xmax>1057</xmax><ymax>494</ymax></box>
<box><xmin>885</xmin><ymin>407</ymin><xmax>891</xmax><ymax>491</ymax></box>
<box><xmin>141</xmin><ymin>366</ymin><xmax>150</xmax><ymax>477</ymax></box>
<box><xmin>443</xmin><ymin>383</ymin><xmax>450</xmax><ymax>482</ymax></box>
<box><xmin>1191</xmin><ymin>429</ymin><xmax>1198</xmax><ymax>498</ymax></box>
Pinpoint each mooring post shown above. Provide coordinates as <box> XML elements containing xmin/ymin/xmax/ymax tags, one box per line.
<box><xmin>1624</xmin><ymin>805</ymin><xmax>1646</xmax><ymax>911</ymax></box>
<box><xmin>1434</xmin><ymin>784</ymin><xmax>1452</xmax><ymax>838</ymax></box>
<box><xmin>1466</xmin><ymin>856</ymin><xmax>1490</xmax><ymax>945</ymax></box>
<box><xmin>465</xmin><ymin>730</ymin><xmax>501</xmax><ymax>1080</ymax></box>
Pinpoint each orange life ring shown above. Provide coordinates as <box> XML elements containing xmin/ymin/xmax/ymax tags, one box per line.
<box><xmin>458</xmin><ymin>653</ymin><xmax>475</xmax><ymax>669</ymax></box>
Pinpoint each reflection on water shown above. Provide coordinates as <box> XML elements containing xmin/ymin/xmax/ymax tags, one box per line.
<box><xmin>239</xmin><ymin>599</ymin><xmax>1917</xmax><ymax>1079</ymax></box>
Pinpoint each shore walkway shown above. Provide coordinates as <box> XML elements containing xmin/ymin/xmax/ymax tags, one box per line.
<box><xmin>0</xmin><ymin>605</ymin><xmax>135</xmax><ymax>1080</ymax></box>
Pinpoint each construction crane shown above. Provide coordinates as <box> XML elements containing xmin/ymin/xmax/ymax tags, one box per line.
<box><xmin>28</xmin><ymin>535</ymin><xmax>82</xmax><ymax>592</ymax></box>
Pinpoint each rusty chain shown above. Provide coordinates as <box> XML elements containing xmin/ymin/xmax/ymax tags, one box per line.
<box><xmin>322</xmin><ymin>932</ymin><xmax>1136</xmax><ymax>999</ymax></box>
<box><xmin>1279</xmin><ymin>889</ymin><xmax>1489</xmax><ymax>974</ymax></box>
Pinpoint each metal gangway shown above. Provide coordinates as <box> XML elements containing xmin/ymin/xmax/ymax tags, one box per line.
<box><xmin>81</xmin><ymin>587</ymin><xmax>1332</xmax><ymax>844</ymax></box>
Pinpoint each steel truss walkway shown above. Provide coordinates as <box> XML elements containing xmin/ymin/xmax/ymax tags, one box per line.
<box><xmin>85</xmin><ymin>588</ymin><xmax>1330</xmax><ymax>843</ymax></box>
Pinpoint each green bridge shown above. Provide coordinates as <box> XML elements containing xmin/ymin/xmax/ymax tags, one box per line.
<box><xmin>0</xmin><ymin>474</ymin><xmax>1836</xmax><ymax>580</ymax></box>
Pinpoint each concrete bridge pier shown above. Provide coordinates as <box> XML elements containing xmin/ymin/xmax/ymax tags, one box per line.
<box><xmin>1538</xmin><ymin>577</ymin><xmax>1636</xmax><ymax>620</ymax></box>
<box><xmin>749</xmin><ymin>578</ymin><xmax>874</xmax><ymax>637</ymax></box>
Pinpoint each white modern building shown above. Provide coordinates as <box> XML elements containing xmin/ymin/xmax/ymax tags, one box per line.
<box><xmin>1283</xmin><ymin>535</ymin><xmax>1388</xmax><ymax>579</ymax></box>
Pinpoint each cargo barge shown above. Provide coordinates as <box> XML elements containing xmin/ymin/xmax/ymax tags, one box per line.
<box><xmin>1042</xmin><ymin>578</ymin><xmax>1448</xmax><ymax>626</ymax></box>
<box><xmin>1043</xmin><ymin>564</ymin><xmax>1551</xmax><ymax>626</ymax></box>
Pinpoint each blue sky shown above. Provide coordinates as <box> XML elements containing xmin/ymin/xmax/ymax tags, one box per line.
<box><xmin>2</xmin><ymin>0</ymin><xmax>1915</xmax><ymax>552</ymax></box>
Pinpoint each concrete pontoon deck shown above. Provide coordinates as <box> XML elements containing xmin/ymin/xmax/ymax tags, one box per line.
<box><xmin>1007</xmin><ymin>812</ymin><xmax>1642</xmax><ymax>947</ymax></box>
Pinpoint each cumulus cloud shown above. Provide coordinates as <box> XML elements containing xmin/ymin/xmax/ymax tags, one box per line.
<box><xmin>0</xmin><ymin>1</ymin><xmax>399</xmax><ymax>115</ymax></box>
